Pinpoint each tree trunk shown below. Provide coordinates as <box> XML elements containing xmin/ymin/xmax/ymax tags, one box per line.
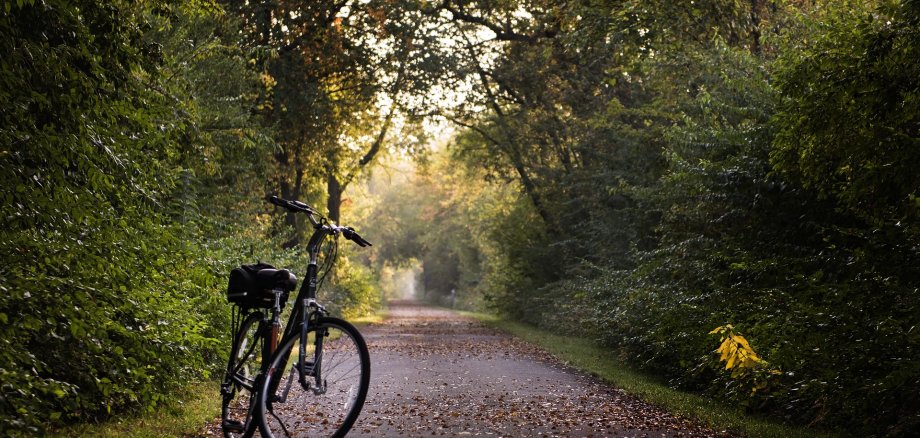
<box><xmin>326</xmin><ymin>157</ymin><xmax>343</xmax><ymax>224</ymax></box>
<box><xmin>325</xmin><ymin>60</ymin><xmax>404</xmax><ymax>225</ymax></box>
<box><xmin>279</xmin><ymin>157</ymin><xmax>305</xmax><ymax>248</ymax></box>
<box><xmin>510</xmin><ymin>158</ymin><xmax>553</xmax><ymax>226</ymax></box>
<box><xmin>750</xmin><ymin>0</ymin><xmax>764</xmax><ymax>55</ymax></box>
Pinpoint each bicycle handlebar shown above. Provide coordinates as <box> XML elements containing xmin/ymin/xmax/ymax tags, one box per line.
<box><xmin>267</xmin><ymin>195</ymin><xmax>317</xmax><ymax>215</ymax></box>
<box><xmin>266</xmin><ymin>195</ymin><xmax>372</xmax><ymax>247</ymax></box>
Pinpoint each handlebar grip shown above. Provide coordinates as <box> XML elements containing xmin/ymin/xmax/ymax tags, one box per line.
<box><xmin>342</xmin><ymin>227</ymin><xmax>372</xmax><ymax>247</ymax></box>
<box><xmin>355</xmin><ymin>235</ymin><xmax>372</xmax><ymax>247</ymax></box>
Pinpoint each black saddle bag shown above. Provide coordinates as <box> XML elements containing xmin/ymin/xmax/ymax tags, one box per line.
<box><xmin>226</xmin><ymin>262</ymin><xmax>297</xmax><ymax>308</ymax></box>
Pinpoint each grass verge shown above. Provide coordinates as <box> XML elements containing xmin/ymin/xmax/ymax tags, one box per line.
<box><xmin>460</xmin><ymin>311</ymin><xmax>835</xmax><ymax>438</ymax></box>
<box><xmin>49</xmin><ymin>381</ymin><xmax>219</xmax><ymax>437</ymax></box>
<box><xmin>349</xmin><ymin>306</ymin><xmax>389</xmax><ymax>326</ymax></box>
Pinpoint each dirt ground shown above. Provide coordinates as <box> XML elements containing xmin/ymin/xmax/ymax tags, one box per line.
<box><xmin>347</xmin><ymin>300</ymin><xmax>723</xmax><ymax>437</ymax></box>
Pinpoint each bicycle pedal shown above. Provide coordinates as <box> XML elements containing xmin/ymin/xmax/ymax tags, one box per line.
<box><xmin>222</xmin><ymin>420</ymin><xmax>245</xmax><ymax>433</ymax></box>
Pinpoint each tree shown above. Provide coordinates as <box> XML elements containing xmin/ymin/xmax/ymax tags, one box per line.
<box><xmin>772</xmin><ymin>0</ymin><xmax>920</xmax><ymax>227</ymax></box>
<box><xmin>220</xmin><ymin>0</ymin><xmax>447</xmax><ymax>242</ymax></box>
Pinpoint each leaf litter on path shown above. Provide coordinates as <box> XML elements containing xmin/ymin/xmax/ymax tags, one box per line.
<box><xmin>202</xmin><ymin>300</ymin><xmax>729</xmax><ymax>437</ymax></box>
<box><xmin>350</xmin><ymin>300</ymin><xmax>729</xmax><ymax>438</ymax></box>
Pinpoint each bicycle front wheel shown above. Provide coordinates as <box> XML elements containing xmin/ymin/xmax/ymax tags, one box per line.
<box><xmin>257</xmin><ymin>316</ymin><xmax>370</xmax><ymax>438</ymax></box>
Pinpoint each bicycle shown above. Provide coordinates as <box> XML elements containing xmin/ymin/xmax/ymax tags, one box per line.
<box><xmin>220</xmin><ymin>195</ymin><xmax>372</xmax><ymax>438</ymax></box>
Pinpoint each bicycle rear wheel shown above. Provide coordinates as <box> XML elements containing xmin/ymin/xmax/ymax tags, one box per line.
<box><xmin>257</xmin><ymin>316</ymin><xmax>370</xmax><ymax>438</ymax></box>
<box><xmin>221</xmin><ymin>310</ymin><xmax>264</xmax><ymax>438</ymax></box>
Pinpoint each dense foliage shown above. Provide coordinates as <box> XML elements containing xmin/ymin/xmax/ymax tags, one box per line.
<box><xmin>0</xmin><ymin>2</ymin><xmax>218</xmax><ymax>433</ymax></box>
<box><xmin>365</xmin><ymin>0</ymin><xmax>920</xmax><ymax>435</ymax></box>
<box><xmin>0</xmin><ymin>0</ymin><xmax>386</xmax><ymax>434</ymax></box>
<box><xmin>3</xmin><ymin>0</ymin><xmax>918</xmax><ymax>435</ymax></box>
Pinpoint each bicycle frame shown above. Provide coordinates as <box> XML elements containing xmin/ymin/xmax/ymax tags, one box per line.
<box><xmin>265</xmin><ymin>218</ymin><xmax>335</xmax><ymax>400</ymax></box>
<box><xmin>224</xmin><ymin>196</ymin><xmax>371</xmax><ymax>437</ymax></box>
<box><xmin>257</xmin><ymin>195</ymin><xmax>372</xmax><ymax>408</ymax></box>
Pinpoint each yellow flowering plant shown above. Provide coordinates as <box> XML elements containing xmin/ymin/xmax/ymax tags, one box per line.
<box><xmin>710</xmin><ymin>325</ymin><xmax>782</xmax><ymax>394</ymax></box>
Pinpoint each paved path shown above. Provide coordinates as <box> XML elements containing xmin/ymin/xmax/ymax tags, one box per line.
<box><xmin>349</xmin><ymin>300</ymin><xmax>721</xmax><ymax>437</ymax></box>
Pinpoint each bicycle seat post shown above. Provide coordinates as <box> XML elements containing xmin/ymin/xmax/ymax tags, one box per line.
<box><xmin>268</xmin><ymin>290</ymin><xmax>284</xmax><ymax>356</ymax></box>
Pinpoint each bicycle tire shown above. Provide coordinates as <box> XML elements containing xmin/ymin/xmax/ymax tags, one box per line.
<box><xmin>257</xmin><ymin>316</ymin><xmax>370</xmax><ymax>438</ymax></box>
<box><xmin>221</xmin><ymin>310</ymin><xmax>264</xmax><ymax>438</ymax></box>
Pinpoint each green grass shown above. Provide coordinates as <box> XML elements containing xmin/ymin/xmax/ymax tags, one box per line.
<box><xmin>49</xmin><ymin>381</ymin><xmax>220</xmax><ymax>437</ymax></box>
<box><xmin>460</xmin><ymin>311</ymin><xmax>836</xmax><ymax>438</ymax></box>
<box><xmin>349</xmin><ymin>306</ymin><xmax>389</xmax><ymax>326</ymax></box>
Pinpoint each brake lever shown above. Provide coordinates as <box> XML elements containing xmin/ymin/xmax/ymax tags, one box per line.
<box><xmin>291</xmin><ymin>200</ymin><xmax>313</xmax><ymax>213</ymax></box>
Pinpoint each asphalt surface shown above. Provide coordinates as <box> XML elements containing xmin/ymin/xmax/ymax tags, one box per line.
<box><xmin>206</xmin><ymin>300</ymin><xmax>724</xmax><ymax>437</ymax></box>
<box><xmin>348</xmin><ymin>300</ymin><xmax>721</xmax><ymax>437</ymax></box>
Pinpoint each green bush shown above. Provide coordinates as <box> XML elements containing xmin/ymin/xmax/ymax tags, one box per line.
<box><xmin>463</xmin><ymin>2</ymin><xmax>920</xmax><ymax>434</ymax></box>
<box><xmin>540</xmin><ymin>7</ymin><xmax>920</xmax><ymax>434</ymax></box>
<box><xmin>324</xmin><ymin>257</ymin><xmax>383</xmax><ymax>319</ymax></box>
<box><xmin>0</xmin><ymin>1</ymin><xmax>265</xmax><ymax>433</ymax></box>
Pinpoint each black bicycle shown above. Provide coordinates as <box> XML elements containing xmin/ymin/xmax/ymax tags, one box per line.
<box><xmin>220</xmin><ymin>195</ymin><xmax>372</xmax><ymax>438</ymax></box>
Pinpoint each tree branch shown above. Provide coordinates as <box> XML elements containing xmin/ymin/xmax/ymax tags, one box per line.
<box><xmin>442</xmin><ymin>114</ymin><xmax>504</xmax><ymax>147</ymax></box>
<box><xmin>435</xmin><ymin>0</ymin><xmax>557</xmax><ymax>43</ymax></box>
<box><xmin>340</xmin><ymin>56</ymin><xmax>408</xmax><ymax>189</ymax></box>
<box><xmin>278</xmin><ymin>1</ymin><xmax>350</xmax><ymax>54</ymax></box>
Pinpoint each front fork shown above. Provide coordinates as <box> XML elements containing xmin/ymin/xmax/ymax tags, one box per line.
<box><xmin>298</xmin><ymin>298</ymin><xmax>328</xmax><ymax>395</ymax></box>
<box><xmin>269</xmin><ymin>298</ymin><xmax>328</xmax><ymax>405</ymax></box>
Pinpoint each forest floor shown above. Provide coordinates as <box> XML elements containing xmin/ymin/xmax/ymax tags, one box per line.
<box><xmin>345</xmin><ymin>300</ymin><xmax>724</xmax><ymax>437</ymax></box>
